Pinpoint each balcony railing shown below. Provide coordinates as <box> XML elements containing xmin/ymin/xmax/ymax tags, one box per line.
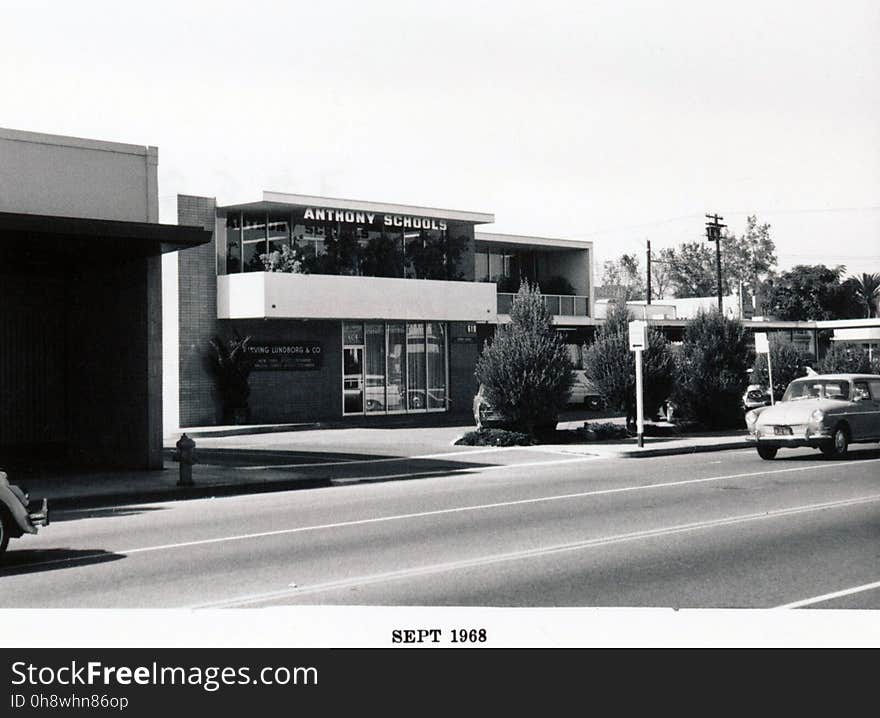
<box><xmin>497</xmin><ymin>292</ymin><xmax>589</xmax><ymax>317</ymax></box>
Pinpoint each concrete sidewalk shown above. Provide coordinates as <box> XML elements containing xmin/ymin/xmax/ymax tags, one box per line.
<box><xmin>13</xmin><ymin>421</ymin><xmax>751</xmax><ymax>510</ymax></box>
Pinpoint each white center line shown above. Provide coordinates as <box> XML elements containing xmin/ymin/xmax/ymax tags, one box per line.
<box><xmin>13</xmin><ymin>458</ymin><xmax>880</xmax><ymax>574</ymax></box>
<box><xmin>773</xmin><ymin>579</ymin><xmax>880</xmax><ymax>609</ymax></box>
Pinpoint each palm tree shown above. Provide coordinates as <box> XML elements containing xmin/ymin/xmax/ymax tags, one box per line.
<box><xmin>847</xmin><ymin>273</ymin><xmax>880</xmax><ymax>318</ymax></box>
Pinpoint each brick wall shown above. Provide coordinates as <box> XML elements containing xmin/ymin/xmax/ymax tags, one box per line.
<box><xmin>235</xmin><ymin>319</ymin><xmax>342</xmax><ymax>423</ymax></box>
<box><xmin>177</xmin><ymin>195</ymin><xmax>221</xmax><ymax>426</ymax></box>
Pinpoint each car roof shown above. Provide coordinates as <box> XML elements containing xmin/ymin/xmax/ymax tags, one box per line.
<box><xmin>790</xmin><ymin>374</ymin><xmax>878</xmax><ymax>381</ymax></box>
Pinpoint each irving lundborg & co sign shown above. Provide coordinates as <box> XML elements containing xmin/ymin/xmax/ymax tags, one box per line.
<box><xmin>246</xmin><ymin>342</ymin><xmax>322</xmax><ymax>370</ymax></box>
<box><xmin>303</xmin><ymin>207</ymin><xmax>447</xmax><ymax>231</ymax></box>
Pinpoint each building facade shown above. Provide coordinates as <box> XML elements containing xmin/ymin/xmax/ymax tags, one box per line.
<box><xmin>169</xmin><ymin>192</ymin><xmax>595</xmax><ymax>428</ymax></box>
<box><xmin>0</xmin><ymin>128</ymin><xmax>209</xmax><ymax>470</ymax></box>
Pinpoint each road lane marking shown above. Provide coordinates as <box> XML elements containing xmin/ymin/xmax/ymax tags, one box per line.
<box><xmin>773</xmin><ymin>579</ymin><xmax>880</xmax><ymax>609</ymax></box>
<box><xmin>12</xmin><ymin>458</ymin><xmax>880</xmax><ymax>574</ymax></box>
<box><xmin>188</xmin><ymin>493</ymin><xmax>880</xmax><ymax>608</ymax></box>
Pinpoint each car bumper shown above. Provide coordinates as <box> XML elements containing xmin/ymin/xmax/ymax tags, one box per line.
<box><xmin>26</xmin><ymin>498</ymin><xmax>50</xmax><ymax>531</ymax></box>
<box><xmin>749</xmin><ymin>426</ymin><xmax>831</xmax><ymax>448</ymax></box>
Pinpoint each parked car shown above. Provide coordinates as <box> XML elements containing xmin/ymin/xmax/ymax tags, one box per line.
<box><xmin>569</xmin><ymin>370</ymin><xmax>606</xmax><ymax>410</ymax></box>
<box><xmin>742</xmin><ymin>383</ymin><xmax>771</xmax><ymax>411</ymax></box>
<box><xmin>745</xmin><ymin>373</ymin><xmax>880</xmax><ymax>460</ymax></box>
<box><xmin>472</xmin><ymin>384</ymin><xmax>557</xmax><ymax>432</ymax></box>
<box><xmin>0</xmin><ymin>470</ymin><xmax>49</xmax><ymax>559</ymax></box>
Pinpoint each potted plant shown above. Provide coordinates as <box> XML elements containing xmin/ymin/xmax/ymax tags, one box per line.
<box><xmin>206</xmin><ymin>334</ymin><xmax>256</xmax><ymax>424</ymax></box>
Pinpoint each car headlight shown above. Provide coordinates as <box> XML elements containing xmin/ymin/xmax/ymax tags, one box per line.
<box><xmin>810</xmin><ymin>408</ymin><xmax>824</xmax><ymax>423</ymax></box>
<box><xmin>745</xmin><ymin>409</ymin><xmax>759</xmax><ymax>426</ymax></box>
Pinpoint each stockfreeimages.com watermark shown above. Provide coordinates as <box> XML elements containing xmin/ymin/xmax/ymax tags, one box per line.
<box><xmin>11</xmin><ymin>660</ymin><xmax>318</xmax><ymax>693</ymax></box>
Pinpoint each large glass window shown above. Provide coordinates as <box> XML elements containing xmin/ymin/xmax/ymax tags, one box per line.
<box><xmin>342</xmin><ymin>322</ymin><xmax>446</xmax><ymax>415</ymax></box>
<box><xmin>386</xmin><ymin>322</ymin><xmax>406</xmax><ymax>412</ymax></box>
<box><xmin>226</xmin><ymin>213</ymin><xmax>242</xmax><ymax>273</ymax></box>
<box><xmin>242</xmin><ymin>213</ymin><xmax>267</xmax><ymax>272</ymax></box>
<box><xmin>426</xmin><ymin>322</ymin><xmax>447</xmax><ymax>409</ymax></box>
<box><xmin>406</xmin><ymin>323</ymin><xmax>426</xmax><ymax>411</ymax></box>
<box><xmin>365</xmin><ymin>323</ymin><xmax>386</xmax><ymax>413</ymax></box>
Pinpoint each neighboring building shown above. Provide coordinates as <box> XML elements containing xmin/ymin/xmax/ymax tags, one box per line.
<box><xmin>167</xmin><ymin>192</ymin><xmax>595</xmax><ymax>429</ymax></box>
<box><xmin>0</xmin><ymin>128</ymin><xmax>210</xmax><ymax>470</ymax></box>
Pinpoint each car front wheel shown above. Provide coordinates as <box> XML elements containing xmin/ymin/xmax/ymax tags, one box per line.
<box><xmin>756</xmin><ymin>445</ymin><xmax>778</xmax><ymax>460</ymax></box>
<box><xmin>820</xmin><ymin>426</ymin><xmax>849</xmax><ymax>459</ymax></box>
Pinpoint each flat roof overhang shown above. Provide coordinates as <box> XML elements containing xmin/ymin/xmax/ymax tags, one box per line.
<box><xmin>475</xmin><ymin>231</ymin><xmax>593</xmax><ymax>252</ymax></box>
<box><xmin>0</xmin><ymin>211</ymin><xmax>211</xmax><ymax>261</ymax></box>
<box><xmin>219</xmin><ymin>191</ymin><xmax>495</xmax><ymax>225</ymax></box>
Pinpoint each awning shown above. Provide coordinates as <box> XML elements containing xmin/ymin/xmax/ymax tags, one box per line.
<box><xmin>0</xmin><ymin>210</ymin><xmax>211</xmax><ymax>262</ymax></box>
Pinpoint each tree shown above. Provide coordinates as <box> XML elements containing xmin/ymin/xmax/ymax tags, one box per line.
<box><xmin>819</xmin><ymin>344</ymin><xmax>873</xmax><ymax>374</ymax></box>
<box><xmin>649</xmin><ymin>247</ymin><xmax>676</xmax><ymax>299</ymax></box>
<box><xmin>673</xmin><ymin>310</ymin><xmax>751</xmax><ymax>428</ymax></box>
<box><xmin>582</xmin><ymin>302</ymin><xmax>676</xmax><ymax>424</ymax></box>
<box><xmin>721</xmin><ymin>215</ymin><xmax>777</xmax><ymax>297</ymax></box>
<box><xmin>601</xmin><ymin>253</ymin><xmax>645</xmax><ymax>301</ymax></box>
<box><xmin>474</xmin><ymin>281</ymin><xmax>573</xmax><ymax>435</ymax></box>
<box><xmin>666</xmin><ymin>242</ymin><xmax>717</xmax><ymax>298</ymax></box>
<box><xmin>765</xmin><ymin>265</ymin><xmax>861</xmax><ymax>320</ymax></box>
<box><xmin>846</xmin><ymin>272</ymin><xmax>880</xmax><ymax>318</ymax></box>
<box><xmin>655</xmin><ymin>215</ymin><xmax>777</xmax><ymax>301</ymax></box>
<box><xmin>750</xmin><ymin>339</ymin><xmax>807</xmax><ymax>400</ymax></box>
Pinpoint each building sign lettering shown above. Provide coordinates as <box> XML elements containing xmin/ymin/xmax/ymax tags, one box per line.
<box><xmin>246</xmin><ymin>342</ymin><xmax>323</xmax><ymax>370</ymax></box>
<box><xmin>303</xmin><ymin>207</ymin><xmax>447</xmax><ymax>231</ymax></box>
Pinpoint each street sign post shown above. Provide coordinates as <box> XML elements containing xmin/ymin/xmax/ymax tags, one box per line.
<box><xmin>754</xmin><ymin>332</ymin><xmax>774</xmax><ymax>405</ymax></box>
<box><xmin>628</xmin><ymin>320</ymin><xmax>648</xmax><ymax>447</ymax></box>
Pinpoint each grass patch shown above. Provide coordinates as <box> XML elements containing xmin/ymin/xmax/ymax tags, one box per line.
<box><xmin>455</xmin><ymin>428</ymin><xmax>536</xmax><ymax>447</ymax></box>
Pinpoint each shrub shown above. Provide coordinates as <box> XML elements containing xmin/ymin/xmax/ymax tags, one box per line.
<box><xmin>206</xmin><ymin>335</ymin><xmax>257</xmax><ymax>421</ymax></box>
<box><xmin>750</xmin><ymin>339</ymin><xmax>807</xmax><ymax>400</ymax></box>
<box><xmin>578</xmin><ymin>421</ymin><xmax>630</xmax><ymax>441</ymax></box>
<box><xmin>260</xmin><ymin>244</ymin><xmax>306</xmax><ymax>273</ymax></box>
<box><xmin>673</xmin><ymin>310</ymin><xmax>751</xmax><ymax>429</ymax></box>
<box><xmin>455</xmin><ymin>428</ymin><xmax>535</xmax><ymax>446</ymax></box>
<box><xmin>819</xmin><ymin>344</ymin><xmax>873</xmax><ymax>374</ymax></box>
<box><xmin>474</xmin><ymin>281</ymin><xmax>573</xmax><ymax>435</ymax></box>
<box><xmin>582</xmin><ymin>302</ymin><xmax>676</xmax><ymax>423</ymax></box>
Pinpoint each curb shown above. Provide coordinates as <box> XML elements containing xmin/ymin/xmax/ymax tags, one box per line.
<box><xmin>612</xmin><ymin>440</ymin><xmax>751</xmax><ymax>458</ymax></box>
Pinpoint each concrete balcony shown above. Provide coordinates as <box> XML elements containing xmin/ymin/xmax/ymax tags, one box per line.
<box><xmin>217</xmin><ymin>272</ymin><xmax>498</xmax><ymax>322</ymax></box>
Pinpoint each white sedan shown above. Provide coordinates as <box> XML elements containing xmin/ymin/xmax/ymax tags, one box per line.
<box><xmin>745</xmin><ymin>373</ymin><xmax>880</xmax><ymax>460</ymax></box>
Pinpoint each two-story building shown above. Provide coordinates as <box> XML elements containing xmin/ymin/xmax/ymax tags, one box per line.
<box><xmin>168</xmin><ymin>191</ymin><xmax>595</xmax><ymax>428</ymax></box>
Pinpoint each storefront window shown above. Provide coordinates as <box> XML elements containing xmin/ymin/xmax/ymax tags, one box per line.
<box><xmin>342</xmin><ymin>321</ymin><xmax>446</xmax><ymax>415</ymax></box>
<box><xmin>365</xmin><ymin>323</ymin><xmax>386</xmax><ymax>413</ymax></box>
<box><xmin>386</xmin><ymin>322</ymin><xmax>406</xmax><ymax>412</ymax></box>
<box><xmin>406</xmin><ymin>323</ymin><xmax>426</xmax><ymax>411</ymax></box>
<box><xmin>426</xmin><ymin>322</ymin><xmax>447</xmax><ymax>409</ymax></box>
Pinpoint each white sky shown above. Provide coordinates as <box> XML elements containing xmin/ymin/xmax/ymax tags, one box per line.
<box><xmin>4</xmin><ymin>0</ymin><xmax>879</xmax><ymax>274</ymax></box>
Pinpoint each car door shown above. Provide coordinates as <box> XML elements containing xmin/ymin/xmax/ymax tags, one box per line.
<box><xmin>866</xmin><ymin>379</ymin><xmax>880</xmax><ymax>440</ymax></box>
<box><xmin>850</xmin><ymin>380</ymin><xmax>872</xmax><ymax>440</ymax></box>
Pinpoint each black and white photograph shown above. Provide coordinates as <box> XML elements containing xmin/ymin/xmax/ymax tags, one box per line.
<box><xmin>1</xmin><ymin>0</ymin><xmax>879</xmax><ymax>677</ymax></box>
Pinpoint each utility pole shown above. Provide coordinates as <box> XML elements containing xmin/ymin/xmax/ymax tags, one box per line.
<box><xmin>705</xmin><ymin>213</ymin><xmax>726</xmax><ymax>313</ymax></box>
<box><xmin>646</xmin><ymin>238</ymin><xmax>652</xmax><ymax>305</ymax></box>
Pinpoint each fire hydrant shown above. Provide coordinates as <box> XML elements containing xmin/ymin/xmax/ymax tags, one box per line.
<box><xmin>172</xmin><ymin>433</ymin><xmax>198</xmax><ymax>487</ymax></box>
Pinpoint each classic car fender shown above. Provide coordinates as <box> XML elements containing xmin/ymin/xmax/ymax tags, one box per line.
<box><xmin>0</xmin><ymin>471</ymin><xmax>47</xmax><ymax>536</ymax></box>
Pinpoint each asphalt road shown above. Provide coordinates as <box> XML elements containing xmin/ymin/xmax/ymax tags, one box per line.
<box><xmin>1</xmin><ymin>445</ymin><xmax>879</xmax><ymax>610</ymax></box>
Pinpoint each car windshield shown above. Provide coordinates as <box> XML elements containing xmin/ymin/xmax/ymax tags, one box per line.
<box><xmin>782</xmin><ymin>380</ymin><xmax>850</xmax><ymax>402</ymax></box>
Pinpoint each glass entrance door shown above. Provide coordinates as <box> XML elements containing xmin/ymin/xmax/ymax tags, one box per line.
<box><xmin>343</xmin><ymin>346</ymin><xmax>364</xmax><ymax>414</ymax></box>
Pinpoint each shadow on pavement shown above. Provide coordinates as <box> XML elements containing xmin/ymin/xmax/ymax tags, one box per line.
<box><xmin>49</xmin><ymin>505</ymin><xmax>168</xmax><ymax>523</ymax></box>
<box><xmin>764</xmin><ymin>446</ymin><xmax>880</xmax><ymax>462</ymax></box>
<box><xmin>0</xmin><ymin>548</ymin><xmax>123</xmax><ymax>578</ymax></box>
